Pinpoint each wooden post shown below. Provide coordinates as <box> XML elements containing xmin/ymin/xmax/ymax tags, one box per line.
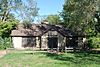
<box><xmin>39</xmin><ymin>37</ymin><xmax>41</xmax><ymax>50</ymax></box>
<box><xmin>65</xmin><ymin>37</ymin><xmax>68</xmax><ymax>53</ymax></box>
<box><xmin>57</xmin><ymin>42</ymin><xmax>59</xmax><ymax>53</ymax></box>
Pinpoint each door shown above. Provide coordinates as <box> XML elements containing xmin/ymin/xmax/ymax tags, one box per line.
<box><xmin>48</xmin><ymin>37</ymin><xmax>58</xmax><ymax>49</ymax></box>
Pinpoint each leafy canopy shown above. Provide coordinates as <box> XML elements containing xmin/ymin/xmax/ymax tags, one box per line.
<box><xmin>61</xmin><ymin>0</ymin><xmax>100</xmax><ymax>35</ymax></box>
<box><xmin>46</xmin><ymin>15</ymin><xmax>61</xmax><ymax>25</ymax></box>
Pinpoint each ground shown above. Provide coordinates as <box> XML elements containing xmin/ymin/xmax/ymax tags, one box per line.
<box><xmin>0</xmin><ymin>50</ymin><xmax>100</xmax><ymax>67</ymax></box>
<box><xmin>0</xmin><ymin>50</ymin><xmax>6</xmax><ymax>58</ymax></box>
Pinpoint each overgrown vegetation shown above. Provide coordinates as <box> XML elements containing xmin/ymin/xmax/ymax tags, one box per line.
<box><xmin>0</xmin><ymin>37</ymin><xmax>12</xmax><ymax>50</ymax></box>
<box><xmin>0</xmin><ymin>0</ymin><xmax>38</xmax><ymax>50</ymax></box>
<box><xmin>88</xmin><ymin>37</ymin><xmax>100</xmax><ymax>48</ymax></box>
<box><xmin>60</xmin><ymin>0</ymin><xmax>100</xmax><ymax>48</ymax></box>
<box><xmin>0</xmin><ymin>0</ymin><xmax>100</xmax><ymax>49</ymax></box>
<box><xmin>46</xmin><ymin>15</ymin><xmax>62</xmax><ymax>25</ymax></box>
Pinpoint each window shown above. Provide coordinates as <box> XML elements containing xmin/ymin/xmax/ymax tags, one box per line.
<box><xmin>22</xmin><ymin>37</ymin><xmax>36</xmax><ymax>47</ymax></box>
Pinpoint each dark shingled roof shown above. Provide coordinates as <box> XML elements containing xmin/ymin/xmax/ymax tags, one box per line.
<box><xmin>11</xmin><ymin>24</ymin><xmax>76</xmax><ymax>37</ymax></box>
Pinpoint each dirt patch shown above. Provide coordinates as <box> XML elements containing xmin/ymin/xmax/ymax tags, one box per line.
<box><xmin>0</xmin><ymin>50</ymin><xmax>7</xmax><ymax>57</ymax></box>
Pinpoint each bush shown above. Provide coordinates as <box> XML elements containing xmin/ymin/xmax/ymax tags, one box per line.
<box><xmin>88</xmin><ymin>36</ymin><xmax>100</xmax><ymax>48</ymax></box>
<box><xmin>0</xmin><ymin>37</ymin><xmax>12</xmax><ymax>50</ymax></box>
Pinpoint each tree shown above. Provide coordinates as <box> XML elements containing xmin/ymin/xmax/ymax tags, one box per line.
<box><xmin>0</xmin><ymin>0</ymin><xmax>10</xmax><ymax>22</ymax></box>
<box><xmin>0</xmin><ymin>0</ymin><xmax>39</xmax><ymax>36</ymax></box>
<box><xmin>11</xmin><ymin>0</ymin><xmax>39</xmax><ymax>28</ymax></box>
<box><xmin>0</xmin><ymin>0</ymin><xmax>20</xmax><ymax>49</ymax></box>
<box><xmin>46</xmin><ymin>15</ymin><xmax>61</xmax><ymax>25</ymax></box>
<box><xmin>94</xmin><ymin>11</ymin><xmax>100</xmax><ymax>33</ymax></box>
<box><xmin>0</xmin><ymin>0</ymin><xmax>23</xmax><ymax>21</ymax></box>
<box><xmin>0</xmin><ymin>19</ymin><xmax>18</xmax><ymax>38</ymax></box>
<box><xmin>61</xmin><ymin>0</ymin><xmax>100</xmax><ymax>35</ymax></box>
<box><xmin>0</xmin><ymin>0</ymin><xmax>39</xmax><ymax>22</ymax></box>
<box><xmin>0</xmin><ymin>0</ymin><xmax>19</xmax><ymax>37</ymax></box>
<box><xmin>36</xmin><ymin>15</ymin><xmax>47</xmax><ymax>23</ymax></box>
<box><xmin>11</xmin><ymin>0</ymin><xmax>39</xmax><ymax>23</ymax></box>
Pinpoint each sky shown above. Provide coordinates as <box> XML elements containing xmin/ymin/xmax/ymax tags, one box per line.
<box><xmin>37</xmin><ymin>0</ymin><xmax>64</xmax><ymax>16</ymax></box>
<box><xmin>12</xmin><ymin>0</ymin><xmax>64</xmax><ymax>23</ymax></box>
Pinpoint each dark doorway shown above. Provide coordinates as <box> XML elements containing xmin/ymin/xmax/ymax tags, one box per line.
<box><xmin>48</xmin><ymin>37</ymin><xmax>58</xmax><ymax>49</ymax></box>
<box><xmin>66</xmin><ymin>37</ymin><xmax>78</xmax><ymax>48</ymax></box>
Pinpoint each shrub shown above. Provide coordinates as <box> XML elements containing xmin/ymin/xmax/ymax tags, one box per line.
<box><xmin>0</xmin><ymin>37</ymin><xmax>12</xmax><ymax>50</ymax></box>
<box><xmin>88</xmin><ymin>36</ymin><xmax>100</xmax><ymax>48</ymax></box>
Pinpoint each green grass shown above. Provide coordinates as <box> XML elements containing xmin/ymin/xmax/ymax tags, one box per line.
<box><xmin>0</xmin><ymin>51</ymin><xmax>100</xmax><ymax>67</ymax></box>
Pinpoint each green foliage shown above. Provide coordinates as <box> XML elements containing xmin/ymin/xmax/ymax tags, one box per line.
<box><xmin>85</xmin><ymin>27</ymin><xmax>96</xmax><ymax>36</ymax></box>
<box><xmin>46</xmin><ymin>15</ymin><xmax>62</xmax><ymax>25</ymax></box>
<box><xmin>0</xmin><ymin>20</ymin><xmax>18</xmax><ymax>37</ymax></box>
<box><xmin>0</xmin><ymin>37</ymin><xmax>12</xmax><ymax>50</ymax></box>
<box><xmin>61</xmin><ymin>0</ymin><xmax>100</xmax><ymax>34</ymax></box>
<box><xmin>0</xmin><ymin>0</ymin><xmax>39</xmax><ymax>49</ymax></box>
<box><xmin>94</xmin><ymin>11</ymin><xmax>100</xmax><ymax>32</ymax></box>
<box><xmin>0</xmin><ymin>0</ymin><xmax>19</xmax><ymax>49</ymax></box>
<box><xmin>60</xmin><ymin>0</ymin><xmax>100</xmax><ymax>49</ymax></box>
<box><xmin>0</xmin><ymin>0</ymin><xmax>19</xmax><ymax>37</ymax></box>
<box><xmin>88</xmin><ymin>35</ymin><xmax>100</xmax><ymax>48</ymax></box>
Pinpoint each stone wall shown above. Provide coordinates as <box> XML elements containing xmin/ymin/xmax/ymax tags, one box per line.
<box><xmin>58</xmin><ymin>32</ymin><xmax>66</xmax><ymax>50</ymax></box>
<box><xmin>41</xmin><ymin>33</ymin><xmax>48</xmax><ymax>49</ymax></box>
<box><xmin>41</xmin><ymin>31</ymin><xmax>66</xmax><ymax>50</ymax></box>
<box><xmin>12</xmin><ymin>31</ymin><xmax>66</xmax><ymax>50</ymax></box>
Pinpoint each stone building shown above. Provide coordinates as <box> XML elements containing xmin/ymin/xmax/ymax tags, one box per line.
<box><xmin>11</xmin><ymin>22</ymin><xmax>86</xmax><ymax>51</ymax></box>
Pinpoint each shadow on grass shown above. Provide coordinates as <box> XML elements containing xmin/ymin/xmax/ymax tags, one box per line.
<box><xmin>35</xmin><ymin>51</ymin><xmax>100</xmax><ymax>65</ymax></box>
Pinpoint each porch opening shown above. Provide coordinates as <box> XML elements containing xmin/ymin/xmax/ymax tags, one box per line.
<box><xmin>48</xmin><ymin>37</ymin><xmax>58</xmax><ymax>49</ymax></box>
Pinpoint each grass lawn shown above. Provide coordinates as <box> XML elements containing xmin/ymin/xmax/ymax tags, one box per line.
<box><xmin>0</xmin><ymin>51</ymin><xmax>100</xmax><ymax>67</ymax></box>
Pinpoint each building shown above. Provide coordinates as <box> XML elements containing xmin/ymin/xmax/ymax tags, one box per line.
<box><xmin>11</xmin><ymin>22</ymin><xmax>86</xmax><ymax>51</ymax></box>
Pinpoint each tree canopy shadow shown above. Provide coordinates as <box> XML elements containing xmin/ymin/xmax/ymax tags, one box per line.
<box><xmin>35</xmin><ymin>51</ymin><xmax>100</xmax><ymax>65</ymax></box>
